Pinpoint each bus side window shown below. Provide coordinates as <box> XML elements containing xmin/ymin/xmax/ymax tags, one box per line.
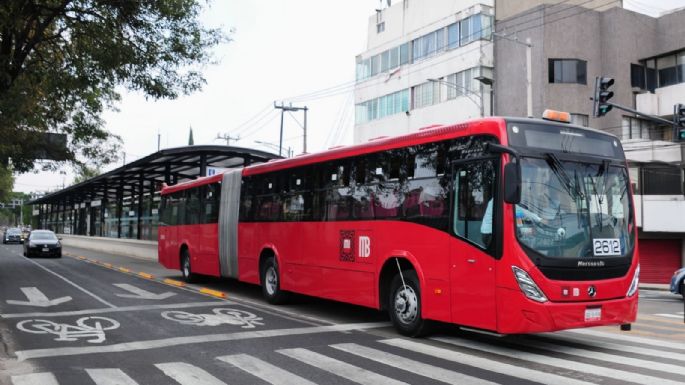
<box><xmin>453</xmin><ymin>159</ymin><xmax>496</xmax><ymax>249</ymax></box>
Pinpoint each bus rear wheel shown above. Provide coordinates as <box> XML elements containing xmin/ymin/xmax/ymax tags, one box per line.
<box><xmin>261</xmin><ymin>257</ymin><xmax>287</xmax><ymax>304</ymax></box>
<box><xmin>388</xmin><ymin>270</ymin><xmax>427</xmax><ymax>337</ymax></box>
<box><xmin>181</xmin><ymin>249</ymin><xmax>197</xmax><ymax>283</ymax></box>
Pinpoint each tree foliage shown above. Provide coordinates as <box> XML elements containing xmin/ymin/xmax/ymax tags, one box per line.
<box><xmin>0</xmin><ymin>164</ymin><xmax>13</xmax><ymax>202</ymax></box>
<box><xmin>0</xmin><ymin>0</ymin><xmax>226</xmax><ymax>176</ymax></box>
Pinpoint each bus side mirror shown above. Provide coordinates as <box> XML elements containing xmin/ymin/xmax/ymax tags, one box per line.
<box><xmin>504</xmin><ymin>162</ymin><xmax>521</xmax><ymax>204</ymax></box>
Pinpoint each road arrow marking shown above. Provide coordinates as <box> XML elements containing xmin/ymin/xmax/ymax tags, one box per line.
<box><xmin>7</xmin><ymin>287</ymin><xmax>72</xmax><ymax>307</ymax></box>
<box><xmin>113</xmin><ymin>283</ymin><xmax>176</xmax><ymax>300</ymax></box>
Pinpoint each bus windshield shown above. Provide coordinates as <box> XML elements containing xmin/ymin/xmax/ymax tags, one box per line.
<box><xmin>516</xmin><ymin>157</ymin><xmax>634</xmax><ymax>259</ymax></box>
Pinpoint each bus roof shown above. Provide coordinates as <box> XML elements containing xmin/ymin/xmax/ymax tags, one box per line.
<box><xmin>242</xmin><ymin>117</ymin><xmax>508</xmax><ymax>177</ymax></box>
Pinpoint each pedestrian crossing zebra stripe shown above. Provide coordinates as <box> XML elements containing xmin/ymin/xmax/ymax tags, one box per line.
<box><xmin>10</xmin><ymin>373</ymin><xmax>58</xmax><ymax>385</ymax></box>
<box><xmin>217</xmin><ymin>353</ymin><xmax>317</xmax><ymax>385</ymax></box>
<box><xmin>564</xmin><ymin>328</ymin><xmax>685</xmax><ymax>351</ymax></box>
<box><xmin>546</xmin><ymin>334</ymin><xmax>685</xmax><ymax>362</ymax></box>
<box><xmin>84</xmin><ymin>369</ymin><xmax>138</xmax><ymax>385</ymax></box>
<box><xmin>380</xmin><ymin>338</ymin><xmax>593</xmax><ymax>385</ymax></box>
<box><xmin>331</xmin><ymin>343</ymin><xmax>498</xmax><ymax>385</ymax></box>
<box><xmin>431</xmin><ymin>336</ymin><xmax>685</xmax><ymax>385</ymax></box>
<box><xmin>277</xmin><ymin>347</ymin><xmax>410</xmax><ymax>385</ymax></box>
<box><xmin>155</xmin><ymin>362</ymin><xmax>227</xmax><ymax>385</ymax></box>
<box><xmin>520</xmin><ymin>337</ymin><xmax>685</xmax><ymax>376</ymax></box>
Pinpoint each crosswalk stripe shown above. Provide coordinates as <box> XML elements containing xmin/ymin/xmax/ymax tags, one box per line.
<box><xmin>155</xmin><ymin>362</ymin><xmax>227</xmax><ymax>385</ymax></box>
<box><xmin>331</xmin><ymin>343</ymin><xmax>497</xmax><ymax>385</ymax></box>
<box><xmin>278</xmin><ymin>347</ymin><xmax>409</xmax><ymax>385</ymax></box>
<box><xmin>381</xmin><ymin>338</ymin><xmax>593</xmax><ymax>385</ymax></box>
<box><xmin>564</xmin><ymin>328</ymin><xmax>685</xmax><ymax>351</ymax></box>
<box><xmin>217</xmin><ymin>353</ymin><xmax>317</xmax><ymax>385</ymax></box>
<box><xmin>655</xmin><ymin>313</ymin><xmax>683</xmax><ymax>319</ymax></box>
<box><xmin>85</xmin><ymin>369</ymin><xmax>139</xmax><ymax>385</ymax></box>
<box><xmin>11</xmin><ymin>373</ymin><xmax>59</xmax><ymax>385</ymax></box>
<box><xmin>521</xmin><ymin>338</ymin><xmax>685</xmax><ymax>376</ymax></box>
<box><xmin>432</xmin><ymin>336</ymin><xmax>684</xmax><ymax>385</ymax></box>
<box><xmin>547</xmin><ymin>334</ymin><xmax>685</xmax><ymax>362</ymax></box>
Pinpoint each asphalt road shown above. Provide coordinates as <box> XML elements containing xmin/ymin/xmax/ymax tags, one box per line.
<box><xmin>0</xmin><ymin>242</ymin><xmax>684</xmax><ymax>385</ymax></box>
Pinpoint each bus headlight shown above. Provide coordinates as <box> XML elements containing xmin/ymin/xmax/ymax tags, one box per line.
<box><xmin>512</xmin><ymin>266</ymin><xmax>548</xmax><ymax>303</ymax></box>
<box><xmin>626</xmin><ymin>264</ymin><xmax>640</xmax><ymax>297</ymax></box>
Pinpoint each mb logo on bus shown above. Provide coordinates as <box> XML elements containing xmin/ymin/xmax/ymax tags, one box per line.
<box><xmin>340</xmin><ymin>231</ymin><xmax>372</xmax><ymax>262</ymax></box>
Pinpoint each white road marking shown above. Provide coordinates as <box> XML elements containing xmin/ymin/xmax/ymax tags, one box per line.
<box><xmin>548</xmin><ymin>334</ymin><xmax>685</xmax><ymax>362</ymax></box>
<box><xmin>514</xmin><ymin>337</ymin><xmax>685</xmax><ymax>376</ymax></box>
<box><xmin>432</xmin><ymin>336</ymin><xmax>684</xmax><ymax>385</ymax></box>
<box><xmin>381</xmin><ymin>338</ymin><xmax>593</xmax><ymax>385</ymax></box>
<box><xmin>278</xmin><ymin>347</ymin><xmax>409</xmax><ymax>385</ymax></box>
<box><xmin>564</xmin><ymin>328</ymin><xmax>685</xmax><ymax>351</ymax></box>
<box><xmin>1</xmin><ymin>301</ymin><xmax>228</xmax><ymax>319</ymax></box>
<box><xmin>331</xmin><ymin>343</ymin><xmax>496</xmax><ymax>385</ymax></box>
<box><xmin>113</xmin><ymin>283</ymin><xmax>176</xmax><ymax>300</ymax></box>
<box><xmin>85</xmin><ymin>368</ymin><xmax>139</xmax><ymax>385</ymax></box>
<box><xmin>21</xmin><ymin>256</ymin><xmax>117</xmax><ymax>308</ymax></box>
<box><xmin>654</xmin><ymin>313</ymin><xmax>684</xmax><ymax>319</ymax></box>
<box><xmin>217</xmin><ymin>353</ymin><xmax>316</xmax><ymax>385</ymax></box>
<box><xmin>11</xmin><ymin>372</ymin><xmax>59</xmax><ymax>385</ymax></box>
<box><xmin>15</xmin><ymin>322</ymin><xmax>388</xmax><ymax>361</ymax></box>
<box><xmin>7</xmin><ymin>287</ymin><xmax>72</xmax><ymax>307</ymax></box>
<box><xmin>155</xmin><ymin>362</ymin><xmax>227</xmax><ymax>385</ymax></box>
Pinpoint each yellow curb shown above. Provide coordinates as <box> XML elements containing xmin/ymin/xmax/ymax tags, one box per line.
<box><xmin>163</xmin><ymin>278</ymin><xmax>186</xmax><ymax>287</ymax></box>
<box><xmin>103</xmin><ymin>263</ymin><xmax>113</xmax><ymax>268</ymax></box>
<box><xmin>77</xmin><ymin>256</ymin><xmax>86</xmax><ymax>260</ymax></box>
<box><xmin>138</xmin><ymin>272</ymin><xmax>154</xmax><ymax>279</ymax></box>
<box><xmin>119</xmin><ymin>267</ymin><xmax>131</xmax><ymax>273</ymax></box>
<box><xmin>199</xmin><ymin>288</ymin><xmax>227</xmax><ymax>299</ymax></box>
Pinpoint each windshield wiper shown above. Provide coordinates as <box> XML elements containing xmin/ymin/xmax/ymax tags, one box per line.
<box><xmin>544</xmin><ymin>153</ymin><xmax>583</xmax><ymax>200</ymax></box>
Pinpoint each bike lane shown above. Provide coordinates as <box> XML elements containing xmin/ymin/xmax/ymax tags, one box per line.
<box><xmin>0</xmin><ymin>247</ymin><xmax>331</xmax><ymax>364</ymax></box>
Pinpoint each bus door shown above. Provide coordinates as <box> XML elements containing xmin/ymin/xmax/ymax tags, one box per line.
<box><xmin>449</xmin><ymin>158</ymin><xmax>497</xmax><ymax>330</ymax></box>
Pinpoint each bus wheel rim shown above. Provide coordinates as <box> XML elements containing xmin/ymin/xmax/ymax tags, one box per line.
<box><xmin>394</xmin><ymin>286</ymin><xmax>418</xmax><ymax>324</ymax></box>
<box><xmin>183</xmin><ymin>259</ymin><xmax>190</xmax><ymax>277</ymax></box>
<box><xmin>266</xmin><ymin>267</ymin><xmax>277</xmax><ymax>295</ymax></box>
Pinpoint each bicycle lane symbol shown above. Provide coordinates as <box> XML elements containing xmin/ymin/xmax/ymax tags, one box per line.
<box><xmin>16</xmin><ymin>316</ymin><xmax>120</xmax><ymax>344</ymax></box>
<box><xmin>162</xmin><ymin>308</ymin><xmax>264</xmax><ymax>328</ymax></box>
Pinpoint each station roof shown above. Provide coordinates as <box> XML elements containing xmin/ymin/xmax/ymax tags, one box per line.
<box><xmin>29</xmin><ymin>145</ymin><xmax>280</xmax><ymax>206</ymax></box>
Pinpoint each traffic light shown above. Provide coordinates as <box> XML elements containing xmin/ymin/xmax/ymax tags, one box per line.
<box><xmin>675</xmin><ymin>103</ymin><xmax>685</xmax><ymax>141</ymax></box>
<box><xmin>593</xmin><ymin>77</ymin><xmax>614</xmax><ymax>117</ymax></box>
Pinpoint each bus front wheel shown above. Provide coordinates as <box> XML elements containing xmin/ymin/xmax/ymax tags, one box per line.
<box><xmin>389</xmin><ymin>270</ymin><xmax>427</xmax><ymax>337</ymax></box>
<box><xmin>261</xmin><ymin>257</ymin><xmax>287</xmax><ymax>304</ymax></box>
<box><xmin>181</xmin><ymin>249</ymin><xmax>197</xmax><ymax>283</ymax></box>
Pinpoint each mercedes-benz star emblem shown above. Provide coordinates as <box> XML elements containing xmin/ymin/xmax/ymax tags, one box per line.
<box><xmin>587</xmin><ymin>286</ymin><xmax>596</xmax><ymax>297</ymax></box>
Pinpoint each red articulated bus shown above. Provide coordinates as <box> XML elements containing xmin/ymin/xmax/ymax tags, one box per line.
<box><xmin>158</xmin><ymin>115</ymin><xmax>639</xmax><ymax>336</ymax></box>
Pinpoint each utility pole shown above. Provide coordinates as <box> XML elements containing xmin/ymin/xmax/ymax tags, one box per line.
<box><xmin>526</xmin><ymin>37</ymin><xmax>533</xmax><ymax>118</ymax></box>
<box><xmin>157</xmin><ymin>130</ymin><xmax>161</xmax><ymax>152</ymax></box>
<box><xmin>274</xmin><ymin>102</ymin><xmax>308</xmax><ymax>157</ymax></box>
<box><xmin>216</xmin><ymin>133</ymin><xmax>240</xmax><ymax>146</ymax></box>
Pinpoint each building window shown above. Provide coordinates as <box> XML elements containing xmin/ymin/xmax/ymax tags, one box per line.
<box><xmin>447</xmin><ymin>22</ymin><xmax>459</xmax><ymax>49</ymax></box>
<box><xmin>548</xmin><ymin>59</ymin><xmax>587</xmax><ymax>84</ymax></box>
<box><xmin>570</xmin><ymin>113</ymin><xmax>588</xmax><ymax>127</ymax></box>
<box><xmin>621</xmin><ymin>116</ymin><xmax>657</xmax><ymax>140</ymax></box>
<box><xmin>631</xmin><ymin>63</ymin><xmax>645</xmax><ymax>89</ymax></box>
<box><xmin>629</xmin><ymin>167</ymin><xmax>640</xmax><ymax>195</ymax></box>
<box><xmin>657</xmin><ymin>55</ymin><xmax>678</xmax><ymax>87</ymax></box>
<box><xmin>377</xmin><ymin>22</ymin><xmax>385</xmax><ymax>33</ymax></box>
<box><xmin>412</xmin><ymin>81</ymin><xmax>440</xmax><ymax>109</ymax></box>
<box><xmin>355</xmin><ymin>89</ymin><xmax>410</xmax><ymax>124</ymax></box>
<box><xmin>445</xmin><ymin>67</ymin><xmax>480</xmax><ymax>100</ymax></box>
<box><xmin>645</xmin><ymin>59</ymin><xmax>657</xmax><ymax>92</ymax></box>
<box><xmin>642</xmin><ymin>167</ymin><xmax>682</xmax><ymax>195</ymax></box>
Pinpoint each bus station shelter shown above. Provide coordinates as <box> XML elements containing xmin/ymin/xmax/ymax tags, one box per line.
<box><xmin>28</xmin><ymin>145</ymin><xmax>279</xmax><ymax>241</ymax></box>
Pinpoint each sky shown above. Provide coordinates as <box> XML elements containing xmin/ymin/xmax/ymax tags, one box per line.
<box><xmin>13</xmin><ymin>0</ymin><xmax>685</xmax><ymax>194</ymax></box>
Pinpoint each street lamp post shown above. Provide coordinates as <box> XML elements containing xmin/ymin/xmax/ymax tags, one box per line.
<box><xmin>475</xmin><ymin>75</ymin><xmax>494</xmax><ymax>116</ymax></box>
<box><xmin>255</xmin><ymin>141</ymin><xmax>292</xmax><ymax>158</ymax></box>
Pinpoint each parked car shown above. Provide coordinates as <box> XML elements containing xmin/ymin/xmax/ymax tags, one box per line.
<box><xmin>3</xmin><ymin>228</ymin><xmax>23</xmax><ymax>244</ymax></box>
<box><xmin>670</xmin><ymin>267</ymin><xmax>685</xmax><ymax>299</ymax></box>
<box><xmin>23</xmin><ymin>230</ymin><xmax>62</xmax><ymax>258</ymax></box>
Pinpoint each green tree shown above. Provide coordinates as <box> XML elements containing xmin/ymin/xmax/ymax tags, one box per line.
<box><xmin>0</xmin><ymin>165</ymin><xmax>13</xmax><ymax>202</ymax></box>
<box><xmin>0</xmin><ymin>0</ymin><xmax>227</xmax><ymax>177</ymax></box>
<box><xmin>72</xmin><ymin>164</ymin><xmax>100</xmax><ymax>184</ymax></box>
